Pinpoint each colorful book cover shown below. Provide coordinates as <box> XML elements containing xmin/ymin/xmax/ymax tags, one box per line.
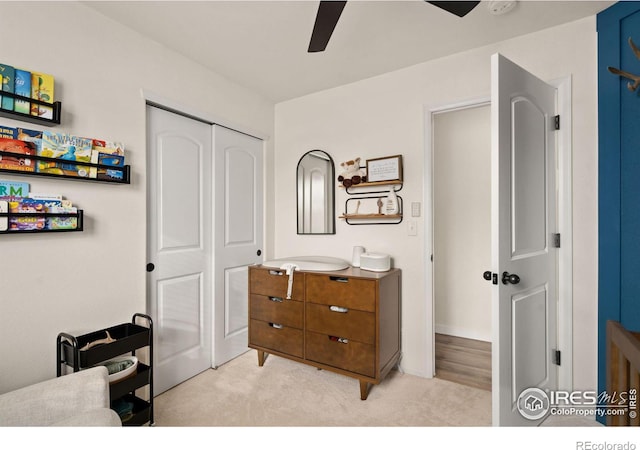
<box><xmin>15</xmin><ymin>127</ymin><xmax>42</xmax><ymax>153</ymax></box>
<box><xmin>30</xmin><ymin>72</ymin><xmax>54</xmax><ymax>119</ymax></box>
<box><xmin>9</xmin><ymin>216</ymin><xmax>45</xmax><ymax>231</ymax></box>
<box><xmin>14</xmin><ymin>69</ymin><xmax>31</xmax><ymax>114</ymax></box>
<box><xmin>46</xmin><ymin>216</ymin><xmax>77</xmax><ymax>230</ymax></box>
<box><xmin>0</xmin><ymin>64</ymin><xmax>15</xmax><ymax>111</ymax></box>
<box><xmin>91</xmin><ymin>140</ymin><xmax>125</xmax><ymax>178</ymax></box>
<box><xmin>0</xmin><ymin>137</ymin><xmax>36</xmax><ymax>172</ymax></box>
<box><xmin>39</xmin><ymin>131</ymin><xmax>92</xmax><ymax>177</ymax></box>
<box><xmin>0</xmin><ymin>181</ymin><xmax>29</xmax><ymax>197</ymax></box>
<box><xmin>0</xmin><ymin>125</ymin><xmax>16</xmax><ymax>139</ymax></box>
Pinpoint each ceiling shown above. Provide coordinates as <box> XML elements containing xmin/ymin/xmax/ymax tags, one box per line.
<box><xmin>82</xmin><ymin>0</ymin><xmax>614</xmax><ymax>102</ymax></box>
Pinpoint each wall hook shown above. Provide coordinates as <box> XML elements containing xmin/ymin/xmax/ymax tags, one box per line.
<box><xmin>608</xmin><ymin>37</ymin><xmax>640</xmax><ymax>92</ymax></box>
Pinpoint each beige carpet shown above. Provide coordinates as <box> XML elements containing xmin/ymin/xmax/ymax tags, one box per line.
<box><xmin>153</xmin><ymin>349</ymin><xmax>491</xmax><ymax>427</ymax></box>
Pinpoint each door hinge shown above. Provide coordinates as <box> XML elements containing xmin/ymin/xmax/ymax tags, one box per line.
<box><xmin>554</xmin><ymin>115</ymin><xmax>560</xmax><ymax>130</ymax></box>
<box><xmin>553</xmin><ymin>233</ymin><xmax>561</xmax><ymax>248</ymax></box>
<box><xmin>553</xmin><ymin>349</ymin><xmax>561</xmax><ymax>366</ymax></box>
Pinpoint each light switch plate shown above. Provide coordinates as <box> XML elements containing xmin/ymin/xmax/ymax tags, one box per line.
<box><xmin>411</xmin><ymin>202</ymin><xmax>421</xmax><ymax>217</ymax></box>
<box><xmin>408</xmin><ymin>220</ymin><xmax>417</xmax><ymax>236</ymax></box>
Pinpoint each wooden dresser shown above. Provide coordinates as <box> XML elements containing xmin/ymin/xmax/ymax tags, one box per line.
<box><xmin>248</xmin><ymin>265</ymin><xmax>401</xmax><ymax>400</ymax></box>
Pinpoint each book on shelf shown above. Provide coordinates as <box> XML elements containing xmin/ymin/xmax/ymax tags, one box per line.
<box><xmin>0</xmin><ymin>125</ymin><xmax>14</xmax><ymax>139</ymax></box>
<box><xmin>91</xmin><ymin>139</ymin><xmax>126</xmax><ymax>180</ymax></box>
<box><xmin>9</xmin><ymin>215</ymin><xmax>45</xmax><ymax>231</ymax></box>
<box><xmin>30</xmin><ymin>72</ymin><xmax>54</xmax><ymax>119</ymax></box>
<box><xmin>8</xmin><ymin>197</ymin><xmax>62</xmax><ymax>213</ymax></box>
<box><xmin>38</xmin><ymin>131</ymin><xmax>92</xmax><ymax>177</ymax></box>
<box><xmin>28</xmin><ymin>192</ymin><xmax>62</xmax><ymax>201</ymax></box>
<box><xmin>0</xmin><ymin>180</ymin><xmax>29</xmax><ymax>197</ymax></box>
<box><xmin>15</xmin><ymin>127</ymin><xmax>43</xmax><ymax>151</ymax></box>
<box><xmin>0</xmin><ymin>137</ymin><xmax>36</xmax><ymax>172</ymax></box>
<box><xmin>0</xmin><ymin>63</ymin><xmax>15</xmax><ymax>111</ymax></box>
<box><xmin>14</xmin><ymin>69</ymin><xmax>31</xmax><ymax>114</ymax></box>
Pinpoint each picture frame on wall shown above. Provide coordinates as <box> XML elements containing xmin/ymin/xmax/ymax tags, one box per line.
<box><xmin>366</xmin><ymin>155</ymin><xmax>403</xmax><ymax>183</ymax></box>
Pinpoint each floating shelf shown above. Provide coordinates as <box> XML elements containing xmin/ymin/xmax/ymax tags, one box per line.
<box><xmin>341</xmin><ymin>195</ymin><xmax>403</xmax><ymax>225</ymax></box>
<box><xmin>0</xmin><ymin>90</ymin><xmax>61</xmax><ymax>126</ymax></box>
<box><xmin>339</xmin><ymin>213</ymin><xmax>402</xmax><ymax>220</ymax></box>
<box><xmin>344</xmin><ymin>180</ymin><xmax>403</xmax><ymax>195</ymax></box>
<box><xmin>0</xmin><ymin>210</ymin><xmax>83</xmax><ymax>234</ymax></box>
<box><xmin>0</xmin><ymin>151</ymin><xmax>130</xmax><ymax>184</ymax></box>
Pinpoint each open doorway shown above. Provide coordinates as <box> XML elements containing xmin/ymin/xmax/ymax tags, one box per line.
<box><xmin>432</xmin><ymin>101</ymin><xmax>492</xmax><ymax>391</ymax></box>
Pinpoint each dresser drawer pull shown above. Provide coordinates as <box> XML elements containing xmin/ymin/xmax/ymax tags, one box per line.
<box><xmin>269</xmin><ymin>323</ymin><xmax>284</xmax><ymax>329</ymax></box>
<box><xmin>328</xmin><ymin>335</ymin><xmax>349</xmax><ymax>344</ymax></box>
<box><xmin>329</xmin><ymin>305</ymin><xmax>349</xmax><ymax>313</ymax></box>
<box><xmin>269</xmin><ymin>296</ymin><xmax>284</xmax><ymax>303</ymax></box>
<box><xmin>269</xmin><ymin>270</ymin><xmax>284</xmax><ymax>276</ymax></box>
<box><xmin>329</xmin><ymin>276</ymin><xmax>349</xmax><ymax>283</ymax></box>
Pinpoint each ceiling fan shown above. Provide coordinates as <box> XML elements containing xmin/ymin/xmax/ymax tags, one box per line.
<box><xmin>308</xmin><ymin>1</ymin><xmax>481</xmax><ymax>53</ymax></box>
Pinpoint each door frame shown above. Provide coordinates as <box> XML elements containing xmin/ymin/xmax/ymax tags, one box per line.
<box><xmin>423</xmin><ymin>76</ymin><xmax>573</xmax><ymax>392</ymax></box>
<box><xmin>143</xmin><ymin>89</ymin><xmax>269</xmax><ymax>367</ymax></box>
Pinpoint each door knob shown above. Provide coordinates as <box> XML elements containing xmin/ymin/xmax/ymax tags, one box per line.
<box><xmin>146</xmin><ymin>263</ymin><xmax>155</xmax><ymax>272</ymax></box>
<box><xmin>502</xmin><ymin>272</ymin><xmax>520</xmax><ymax>285</ymax></box>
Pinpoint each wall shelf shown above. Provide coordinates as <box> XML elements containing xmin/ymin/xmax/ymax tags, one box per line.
<box><xmin>0</xmin><ymin>90</ymin><xmax>61</xmax><ymax>126</ymax></box>
<box><xmin>344</xmin><ymin>180</ymin><xmax>403</xmax><ymax>195</ymax></box>
<box><xmin>339</xmin><ymin>213</ymin><xmax>402</xmax><ymax>220</ymax></box>
<box><xmin>341</xmin><ymin>195</ymin><xmax>403</xmax><ymax>225</ymax></box>
<box><xmin>0</xmin><ymin>210</ymin><xmax>83</xmax><ymax>234</ymax></box>
<box><xmin>0</xmin><ymin>151</ymin><xmax>130</xmax><ymax>184</ymax></box>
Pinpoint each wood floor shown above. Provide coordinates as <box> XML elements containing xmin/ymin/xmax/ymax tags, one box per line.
<box><xmin>435</xmin><ymin>333</ymin><xmax>492</xmax><ymax>391</ymax></box>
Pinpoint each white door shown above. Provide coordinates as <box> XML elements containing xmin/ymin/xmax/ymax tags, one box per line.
<box><xmin>213</xmin><ymin>126</ymin><xmax>263</xmax><ymax>367</ymax></box>
<box><xmin>147</xmin><ymin>106</ymin><xmax>213</xmax><ymax>395</ymax></box>
<box><xmin>491</xmin><ymin>54</ymin><xmax>558</xmax><ymax>426</ymax></box>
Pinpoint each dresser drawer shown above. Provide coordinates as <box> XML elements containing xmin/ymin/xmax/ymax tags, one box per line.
<box><xmin>306</xmin><ymin>303</ymin><xmax>375</xmax><ymax>345</ymax></box>
<box><xmin>249</xmin><ymin>319</ymin><xmax>303</xmax><ymax>358</ymax></box>
<box><xmin>305</xmin><ymin>331</ymin><xmax>375</xmax><ymax>377</ymax></box>
<box><xmin>306</xmin><ymin>274</ymin><xmax>376</xmax><ymax>312</ymax></box>
<box><xmin>250</xmin><ymin>294</ymin><xmax>303</xmax><ymax>329</ymax></box>
<box><xmin>250</xmin><ymin>267</ymin><xmax>305</xmax><ymax>300</ymax></box>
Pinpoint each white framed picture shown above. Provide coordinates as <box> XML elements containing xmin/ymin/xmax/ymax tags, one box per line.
<box><xmin>366</xmin><ymin>155</ymin><xmax>403</xmax><ymax>183</ymax></box>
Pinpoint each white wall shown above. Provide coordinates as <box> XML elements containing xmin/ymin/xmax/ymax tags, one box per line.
<box><xmin>433</xmin><ymin>105</ymin><xmax>491</xmax><ymax>342</ymax></box>
<box><xmin>0</xmin><ymin>2</ymin><xmax>275</xmax><ymax>393</ymax></box>
<box><xmin>274</xmin><ymin>17</ymin><xmax>599</xmax><ymax>390</ymax></box>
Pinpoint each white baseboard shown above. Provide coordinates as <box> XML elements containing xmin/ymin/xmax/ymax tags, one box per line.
<box><xmin>435</xmin><ymin>324</ymin><xmax>491</xmax><ymax>343</ymax></box>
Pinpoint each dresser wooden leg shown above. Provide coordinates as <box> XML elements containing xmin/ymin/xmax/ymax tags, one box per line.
<box><xmin>359</xmin><ymin>380</ymin><xmax>369</xmax><ymax>400</ymax></box>
<box><xmin>257</xmin><ymin>350</ymin><xmax>266</xmax><ymax>366</ymax></box>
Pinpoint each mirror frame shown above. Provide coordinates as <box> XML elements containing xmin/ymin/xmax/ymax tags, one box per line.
<box><xmin>296</xmin><ymin>150</ymin><xmax>336</xmax><ymax>235</ymax></box>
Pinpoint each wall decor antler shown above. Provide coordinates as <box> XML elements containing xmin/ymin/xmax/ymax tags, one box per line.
<box><xmin>608</xmin><ymin>37</ymin><xmax>640</xmax><ymax>92</ymax></box>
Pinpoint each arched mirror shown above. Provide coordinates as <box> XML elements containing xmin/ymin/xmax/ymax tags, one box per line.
<box><xmin>297</xmin><ymin>150</ymin><xmax>335</xmax><ymax>234</ymax></box>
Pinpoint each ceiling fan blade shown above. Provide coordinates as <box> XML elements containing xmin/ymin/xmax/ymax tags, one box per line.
<box><xmin>308</xmin><ymin>1</ymin><xmax>347</xmax><ymax>53</ymax></box>
<box><xmin>426</xmin><ymin>1</ymin><xmax>480</xmax><ymax>17</ymax></box>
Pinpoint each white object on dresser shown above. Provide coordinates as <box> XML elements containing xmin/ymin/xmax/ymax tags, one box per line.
<box><xmin>359</xmin><ymin>252</ymin><xmax>391</xmax><ymax>272</ymax></box>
